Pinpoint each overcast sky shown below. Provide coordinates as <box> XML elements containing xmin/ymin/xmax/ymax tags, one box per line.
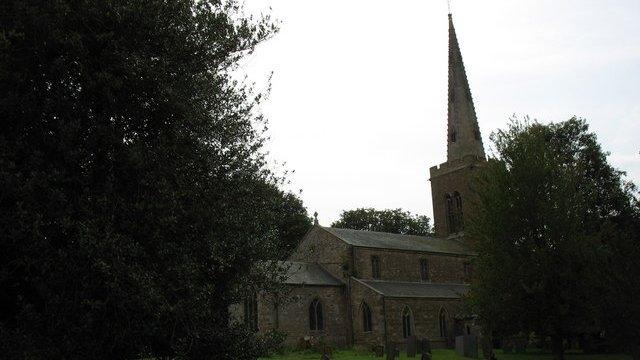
<box><xmin>241</xmin><ymin>0</ymin><xmax>640</xmax><ymax>225</ymax></box>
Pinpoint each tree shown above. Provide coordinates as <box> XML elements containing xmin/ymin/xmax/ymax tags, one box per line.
<box><xmin>468</xmin><ymin>117</ymin><xmax>638</xmax><ymax>360</ymax></box>
<box><xmin>0</xmin><ymin>1</ymin><xmax>304</xmax><ymax>359</ymax></box>
<box><xmin>331</xmin><ymin>208</ymin><xmax>433</xmax><ymax>236</ymax></box>
<box><xmin>598</xmin><ymin>196</ymin><xmax>640</xmax><ymax>359</ymax></box>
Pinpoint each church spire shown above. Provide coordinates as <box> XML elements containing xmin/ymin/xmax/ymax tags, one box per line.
<box><xmin>446</xmin><ymin>14</ymin><xmax>485</xmax><ymax>161</ymax></box>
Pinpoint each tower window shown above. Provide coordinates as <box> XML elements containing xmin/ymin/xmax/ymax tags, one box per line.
<box><xmin>420</xmin><ymin>259</ymin><xmax>429</xmax><ymax>282</ymax></box>
<box><xmin>446</xmin><ymin>194</ymin><xmax>455</xmax><ymax>234</ymax></box>
<box><xmin>450</xmin><ymin>129</ymin><xmax>457</xmax><ymax>142</ymax></box>
<box><xmin>309</xmin><ymin>298</ymin><xmax>324</xmax><ymax>331</ymax></box>
<box><xmin>371</xmin><ymin>255</ymin><xmax>381</xmax><ymax>279</ymax></box>
<box><xmin>362</xmin><ymin>302</ymin><xmax>373</xmax><ymax>332</ymax></box>
<box><xmin>454</xmin><ymin>191</ymin><xmax>463</xmax><ymax>232</ymax></box>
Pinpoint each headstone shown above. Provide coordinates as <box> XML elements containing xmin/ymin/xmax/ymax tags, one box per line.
<box><xmin>385</xmin><ymin>344</ymin><xmax>396</xmax><ymax>360</ymax></box>
<box><xmin>321</xmin><ymin>354</ymin><xmax>330</xmax><ymax>360</ymax></box>
<box><xmin>481</xmin><ymin>336</ymin><xmax>494</xmax><ymax>360</ymax></box>
<box><xmin>420</xmin><ymin>338</ymin><xmax>432</xmax><ymax>354</ymax></box>
<box><xmin>455</xmin><ymin>335</ymin><xmax>479</xmax><ymax>358</ymax></box>
<box><xmin>421</xmin><ymin>352</ymin><xmax>432</xmax><ymax>360</ymax></box>
<box><xmin>407</xmin><ymin>335</ymin><xmax>417</xmax><ymax>357</ymax></box>
<box><xmin>514</xmin><ymin>335</ymin><xmax>527</xmax><ymax>353</ymax></box>
<box><xmin>503</xmin><ymin>338</ymin><xmax>514</xmax><ymax>354</ymax></box>
<box><xmin>322</xmin><ymin>346</ymin><xmax>333</xmax><ymax>357</ymax></box>
<box><xmin>374</xmin><ymin>345</ymin><xmax>384</xmax><ymax>357</ymax></box>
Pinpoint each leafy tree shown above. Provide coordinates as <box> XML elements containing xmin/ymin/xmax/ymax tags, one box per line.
<box><xmin>331</xmin><ymin>208</ymin><xmax>433</xmax><ymax>236</ymax></box>
<box><xmin>598</xmin><ymin>196</ymin><xmax>640</xmax><ymax>360</ymax></box>
<box><xmin>0</xmin><ymin>1</ymin><xmax>305</xmax><ymax>359</ymax></box>
<box><xmin>468</xmin><ymin>117</ymin><xmax>638</xmax><ymax>360</ymax></box>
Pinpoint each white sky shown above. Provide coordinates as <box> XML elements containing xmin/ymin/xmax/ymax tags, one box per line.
<box><xmin>241</xmin><ymin>0</ymin><xmax>640</xmax><ymax>225</ymax></box>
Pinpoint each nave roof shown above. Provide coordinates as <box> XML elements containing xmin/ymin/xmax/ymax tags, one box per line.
<box><xmin>355</xmin><ymin>278</ymin><xmax>469</xmax><ymax>299</ymax></box>
<box><xmin>322</xmin><ymin>227</ymin><xmax>474</xmax><ymax>256</ymax></box>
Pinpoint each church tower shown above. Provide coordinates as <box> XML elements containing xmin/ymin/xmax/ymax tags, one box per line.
<box><xmin>430</xmin><ymin>14</ymin><xmax>486</xmax><ymax>239</ymax></box>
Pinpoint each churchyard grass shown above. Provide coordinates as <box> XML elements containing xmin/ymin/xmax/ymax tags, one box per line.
<box><xmin>260</xmin><ymin>349</ymin><xmax>632</xmax><ymax>360</ymax></box>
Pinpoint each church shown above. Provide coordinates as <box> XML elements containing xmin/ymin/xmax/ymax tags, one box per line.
<box><xmin>241</xmin><ymin>13</ymin><xmax>487</xmax><ymax>350</ymax></box>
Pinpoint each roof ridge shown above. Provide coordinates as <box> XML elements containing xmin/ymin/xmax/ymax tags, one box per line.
<box><xmin>361</xmin><ymin>279</ymin><xmax>469</xmax><ymax>287</ymax></box>
<box><xmin>325</xmin><ymin>226</ymin><xmax>440</xmax><ymax>239</ymax></box>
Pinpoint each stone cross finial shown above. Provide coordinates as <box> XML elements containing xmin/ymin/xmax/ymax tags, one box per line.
<box><xmin>313</xmin><ymin>212</ymin><xmax>319</xmax><ymax>225</ymax></box>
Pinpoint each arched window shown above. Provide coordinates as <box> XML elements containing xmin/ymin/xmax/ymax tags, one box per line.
<box><xmin>402</xmin><ymin>306</ymin><xmax>413</xmax><ymax>339</ymax></box>
<box><xmin>243</xmin><ymin>293</ymin><xmax>258</xmax><ymax>331</ymax></box>
<box><xmin>420</xmin><ymin>258</ymin><xmax>429</xmax><ymax>282</ymax></box>
<box><xmin>362</xmin><ymin>302</ymin><xmax>373</xmax><ymax>332</ymax></box>
<box><xmin>309</xmin><ymin>298</ymin><xmax>324</xmax><ymax>331</ymax></box>
<box><xmin>439</xmin><ymin>308</ymin><xmax>449</xmax><ymax>338</ymax></box>
<box><xmin>446</xmin><ymin>194</ymin><xmax>455</xmax><ymax>234</ymax></box>
<box><xmin>453</xmin><ymin>191</ymin><xmax>463</xmax><ymax>231</ymax></box>
<box><xmin>450</xmin><ymin>128</ymin><xmax>457</xmax><ymax>143</ymax></box>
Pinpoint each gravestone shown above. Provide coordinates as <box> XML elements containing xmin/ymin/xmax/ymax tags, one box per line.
<box><xmin>502</xmin><ymin>338</ymin><xmax>514</xmax><ymax>354</ymax></box>
<box><xmin>407</xmin><ymin>335</ymin><xmax>417</xmax><ymax>357</ymax></box>
<box><xmin>385</xmin><ymin>343</ymin><xmax>396</xmax><ymax>360</ymax></box>
<box><xmin>455</xmin><ymin>335</ymin><xmax>479</xmax><ymax>358</ymax></box>
<box><xmin>514</xmin><ymin>336</ymin><xmax>527</xmax><ymax>353</ymax></box>
<box><xmin>421</xmin><ymin>352</ymin><xmax>432</xmax><ymax>360</ymax></box>
<box><xmin>320</xmin><ymin>354</ymin><xmax>330</xmax><ymax>360</ymax></box>
<box><xmin>420</xmin><ymin>338</ymin><xmax>431</xmax><ymax>354</ymax></box>
<box><xmin>322</xmin><ymin>346</ymin><xmax>333</xmax><ymax>357</ymax></box>
<box><xmin>481</xmin><ymin>336</ymin><xmax>494</xmax><ymax>360</ymax></box>
<box><xmin>374</xmin><ymin>345</ymin><xmax>384</xmax><ymax>357</ymax></box>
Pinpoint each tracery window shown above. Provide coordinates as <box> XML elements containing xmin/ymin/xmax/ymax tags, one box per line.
<box><xmin>309</xmin><ymin>298</ymin><xmax>324</xmax><ymax>331</ymax></box>
<box><xmin>362</xmin><ymin>302</ymin><xmax>373</xmax><ymax>332</ymax></box>
<box><xmin>439</xmin><ymin>307</ymin><xmax>449</xmax><ymax>338</ymax></box>
<box><xmin>402</xmin><ymin>306</ymin><xmax>413</xmax><ymax>338</ymax></box>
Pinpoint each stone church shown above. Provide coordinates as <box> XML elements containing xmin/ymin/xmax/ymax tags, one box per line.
<box><xmin>241</xmin><ymin>14</ymin><xmax>487</xmax><ymax>349</ymax></box>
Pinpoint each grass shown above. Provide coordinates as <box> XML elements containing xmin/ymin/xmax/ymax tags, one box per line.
<box><xmin>260</xmin><ymin>349</ymin><xmax>632</xmax><ymax>360</ymax></box>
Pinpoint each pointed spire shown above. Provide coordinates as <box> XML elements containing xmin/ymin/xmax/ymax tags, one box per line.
<box><xmin>446</xmin><ymin>14</ymin><xmax>485</xmax><ymax>161</ymax></box>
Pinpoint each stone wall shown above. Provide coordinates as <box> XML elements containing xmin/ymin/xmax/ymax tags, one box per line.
<box><xmin>383</xmin><ymin>297</ymin><xmax>464</xmax><ymax>349</ymax></box>
<box><xmin>290</xmin><ymin>226</ymin><xmax>353</xmax><ymax>282</ymax></box>
<box><xmin>350</xmin><ymin>279</ymin><xmax>385</xmax><ymax>347</ymax></box>
<box><xmin>353</xmin><ymin>247</ymin><xmax>470</xmax><ymax>284</ymax></box>
<box><xmin>257</xmin><ymin>285</ymin><xmax>349</xmax><ymax>348</ymax></box>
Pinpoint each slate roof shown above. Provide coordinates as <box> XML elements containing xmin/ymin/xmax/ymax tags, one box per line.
<box><xmin>282</xmin><ymin>261</ymin><xmax>343</xmax><ymax>286</ymax></box>
<box><xmin>356</xmin><ymin>279</ymin><xmax>469</xmax><ymax>299</ymax></box>
<box><xmin>322</xmin><ymin>227</ymin><xmax>474</xmax><ymax>256</ymax></box>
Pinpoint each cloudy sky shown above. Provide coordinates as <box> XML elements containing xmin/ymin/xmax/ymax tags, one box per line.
<box><xmin>241</xmin><ymin>0</ymin><xmax>640</xmax><ymax>225</ymax></box>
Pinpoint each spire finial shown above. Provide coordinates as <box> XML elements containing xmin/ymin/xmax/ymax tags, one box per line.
<box><xmin>313</xmin><ymin>212</ymin><xmax>319</xmax><ymax>226</ymax></box>
<box><xmin>447</xmin><ymin>0</ymin><xmax>452</xmax><ymax>14</ymax></box>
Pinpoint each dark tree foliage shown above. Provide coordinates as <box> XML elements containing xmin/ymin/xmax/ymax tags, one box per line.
<box><xmin>468</xmin><ymin>117</ymin><xmax>639</xmax><ymax>360</ymax></box>
<box><xmin>599</xmin><ymin>197</ymin><xmax>640</xmax><ymax>360</ymax></box>
<box><xmin>331</xmin><ymin>208</ymin><xmax>433</xmax><ymax>236</ymax></box>
<box><xmin>0</xmin><ymin>1</ymin><xmax>308</xmax><ymax>359</ymax></box>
